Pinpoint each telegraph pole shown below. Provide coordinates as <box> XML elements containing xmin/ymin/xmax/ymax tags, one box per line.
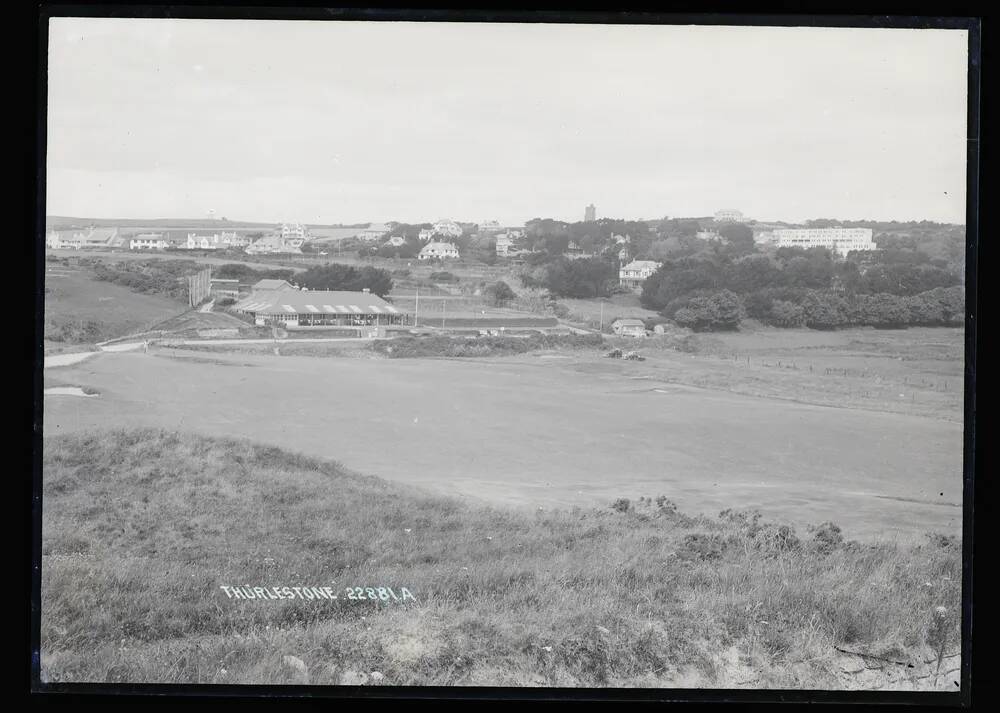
<box><xmin>414</xmin><ymin>286</ymin><xmax>420</xmax><ymax>327</ymax></box>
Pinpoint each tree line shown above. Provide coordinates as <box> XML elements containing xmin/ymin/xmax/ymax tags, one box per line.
<box><xmin>640</xmin><ymin>248</ymin><xmax>963</xmax><ymax>331</ymax></box>
<box><xmin>214</xmin><ymin>262</ymin><xmax>395</xmax><ymax>297</ymax></box>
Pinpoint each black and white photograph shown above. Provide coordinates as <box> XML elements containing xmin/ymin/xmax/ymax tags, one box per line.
<box><xmin>35</xmin><ymin>10</ymin><xmax>977</xmax><ymax>698</ymax></box>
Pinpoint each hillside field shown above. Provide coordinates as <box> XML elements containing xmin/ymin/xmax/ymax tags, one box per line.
<box><xmin>40</xmin><ymin>430</ymin><xmax>961</xmax><ymax>688</ymax></box>
<box><xmin>44</xmin><ymin>261</ymin><xmax>187</xmax><ymax>350</ymax></box>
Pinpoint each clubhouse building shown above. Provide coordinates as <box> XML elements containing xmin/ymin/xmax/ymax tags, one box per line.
<box><xmin>234</xmin><ymin>282</ymin><xmax>408</xmax><ymax>329</ymax></box>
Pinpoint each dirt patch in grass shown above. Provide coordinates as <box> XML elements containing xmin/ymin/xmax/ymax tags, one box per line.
<box><xmin>41</xmin><ymin>430</ymin><xmax>961</xmax><ymax>689</ymax></box>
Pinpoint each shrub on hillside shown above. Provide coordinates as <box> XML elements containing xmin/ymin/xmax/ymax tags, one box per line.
<box><xmin>801</xmin><ymin>291</ymin><xmax>849</xmax><ymax>330</ymax></box>
<box><xmin>854</xmin><ymin>293</ymin><xmax>912</xmax><ymax>328</ymax></box>
<box><xmin>767</xmin><ymin>300</ymin><xmax>806</xmax><ymax>327</ymax></box>
<box><xmin>429</xmin><ymin>271</ymin><xmax>459</xmax><ymax>283</ymax></box>
<box><xmin>611</xmin><ymin>498</ymin><xmax>632</xmax><ymax>513</ymax></box>
<box><xmin>808</xmin><ymin>522</ymin><xmax>845</xmax><ymax>554</ymax></box>
<box><xmin>484</xmin><ymin>280</ymin><xmax>516</xmax><ymax>306</ymax></box>
<box><xmin>46</xmin><ymin>319</ymin><xmax>106</xmax><ymax>343</ymax></box>
<box><xmin>671</xmin><ymin>290</ymin><xmax>745</xmax><ymax>331</ymax></box>
<box><xmin>547</xmin><ymin>302</ymin><xmax>571</xmax><ymax>319</ymax></box>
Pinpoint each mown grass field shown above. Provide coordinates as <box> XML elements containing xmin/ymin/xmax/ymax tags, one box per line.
<box><xmin>43</xmin><ymin>344</ymin><xmax>962</xmax><ymax>540</ymax></box>
<box><xmin>603</xmin><ymin>325</ymin><xmax>965</xmax><ymax>422</ymax></box>
<box><xmin>41</xmin><ymin>429</ymin><xmax>960</xmax><ymax>688</ymax></box>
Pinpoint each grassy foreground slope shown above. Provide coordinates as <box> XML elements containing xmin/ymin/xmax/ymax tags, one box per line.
<box><xmin>41</xmin><ymin>430</ymin><xmax>960</xmax><ymax>688</ymax></box>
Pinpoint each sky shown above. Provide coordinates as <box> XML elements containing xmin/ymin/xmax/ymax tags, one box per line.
<box><xmin>46</xmin><ymin>19</ymin><xmax>970</xmax><ymax>225</ymax></box>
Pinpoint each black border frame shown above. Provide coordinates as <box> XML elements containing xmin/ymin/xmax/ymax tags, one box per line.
<box><xmin>29</xmin><ymin>4</ymin><xmax>982</xmax><ymax>706</ymax></box>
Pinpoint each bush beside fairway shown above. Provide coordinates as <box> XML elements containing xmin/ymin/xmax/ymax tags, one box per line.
<box><xmin>371</xmin><ymin>333</ymin><xmax>604</xmax><ymax>358</ymax></box>
<box><xmin>41</xmin><ymin>430</ymin><xmax>960</xmax><ymax>688</ymax></box>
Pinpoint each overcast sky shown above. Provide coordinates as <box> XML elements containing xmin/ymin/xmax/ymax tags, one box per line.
<box><xmin>46</xmin><ymin>18</ymin><xmax>969</xmax><ymax>225</ymax></box>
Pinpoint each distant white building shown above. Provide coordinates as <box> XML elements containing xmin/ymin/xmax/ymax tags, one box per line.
<box><xmin>619</xmin><ymin>259</ymin><xmax>662</xmax><ymax>290</ymax></box>
<box><xmin>714</xmin><ymin>209</ymin><xmax>747</xmax><ymax>223</ymax></box>
<box><xmin>47</xmin><ymin>227</ymin><xmax>118</xmax><ymax>249</ymax></box>
<box><xmin>432</xmin><ymin>219</ymin><xmax>463</xmax><ymax>238</ymax></box>
<box><xmin>610</xmin><ymin>318</ymin><xmax>647</xmax><ymax>338</ymax></box>
<box><xmin>280</xmin><ymin>223</ymin><xmax>306</xmax><ymax>240</ymax></box>
<box><xmin>479</xmin><ymin>220</ymin><xmax>502</xmax><ymax>233</ymax></box>
<box><xmin>221</xmin><ymin>233</ymin><xmax>251</xmax><ymax>248</ymax></box>
<box><xmin>186</xmin><ymin>233</ymin><xmax>220</xmax><ymax>250</ymax></box>
<box><xmin>418</xmin><ymin>229</ymin><xmax>436</xmax><ymax>242</ymax></box>
<box><xmin>495</xmin><ymin>233</ymin><xmax>518</xmax><ymax>257</ymax></box>
<box><xmin>245</xmin><ymin>234</ymin><xmax>303</xmax><ymax>255</ymax></box>
<box><xmin>384</xmin><ymin>236</ymin><xmax>407</xmax><ymax>247</ymax></box>
<box><xmin>182</xmin><ymin>231</ymin><xmax>248</xmax><ymax>250</ymax></box>
<box><xmin>45</xmin><ymin>231</ymin><xmax>81</xmax><ymax>249</ymax></box>
<box><xmin>773</xmin><ymin>227</ymin><xmax>877</xmax><ymax>257</ymax></box>
<box><xmin>695</xmin><ymin>230</ymin><xmax>724</xmax><ymax>242</ymax></box>
<box><xmin>357</xmin><ymin>223</ymin><xmax>391</xmax><ymax>242</ymax></box>
<box><xmin>129</xmin><ymin>233</ymin><xmax>170</xmax><ymax>250</ymax></box>
<box><xmin>419</xmin><ymin>242</ymin><xmax>460</xmax><ymax>260</ymax></box>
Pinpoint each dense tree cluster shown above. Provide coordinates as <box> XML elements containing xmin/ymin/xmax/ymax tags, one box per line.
<box><xmin>483</xmin><ymin>280</ymin><xmax>516</xmax><ymax>306</ymax></box>
<box><xmin>672</xmin><ymin>290</ymin><xmax>745</xmax><ymax>331</ymax></box>
<box><xmin>522</xmin><ymin>256</ymin><xmax>618</xmax><ymax>298</ymax></box>
<box><xmin>89</xmin><ymin>259</ymin><xmax>207</xmax><ymax>301</ymax></box>
<box><xmin>641</xmin><ymin>246</ymin><xmax>963</xmax><ymax>331</ymax></box>
<box><xmin>213</xmin><ymin>263</ymin><xmax>296</xmax><ymax>283</ymax></box>
<box><xmin>524</xmin><ymin>218</ymin><xmax>652</xmax><ymax>257</ymax></box>
<box><xmin>295</xmin><ymin>263</ymin><xmax>393</xmax><ymax>296</ymax></box>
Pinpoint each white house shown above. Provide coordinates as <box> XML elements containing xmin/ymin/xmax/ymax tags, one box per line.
<box><xmin>432</xmin><ymin>219</ymin><xmax>463</xmax><ymax>238</ymax></box>
<box><xmin>611</xmin><ymin>318</ymin><xmax>647</xmax><ymax>337</ymax></box>
<box><xmin>186</xmin><ymin>233</ymin><xmax>220</xmax><ymax>250</ymax></box>
<box><xmin>280</xmin><ymin>223</ymin><xmax>306</xmax><ymax>240</ymax></box>
<box><xmin>384</xmin><ymin>236</ymin><xmax>407</xmax><ymax>247</ymax></box>
<box><xmin>47</xmin><ymin>227</ymin><xmax>119</xmax><ymax>249</ymax></box>
<box><xmin>419</xmin><ymin>242</ymin><xmax>460</xmax><ymax>260</ymax></box>
<box><xmin>479</xmin><ymin>220</ymin><xmax>502</xmax><ymax>234</ymax></box>
<box><xmin>129</xmin><ymin>233</ymin><xmax>170</xmax><ymax>250</ymax></box>
<box><xmin>221</xmin><ymin>232</ymin><xmax>251</xmax><ymax>248</ymax></box>
<box><xmin>245</xmin><ymin>234</ymin><xmax>303</xmax><ymax>255</ymax></box>
<box><xmin>494</xmin><ymin>233</ymin><xmax>521</xmax><ymax>257</ymax></box>
<box><xmin>45</xmin><ymin>231</ymin><xmax>81</xmax><ymax>249</ymax></box>
<box><xmin>417</xmin><ymin>229</ymin><xmax>436</xmax><ymax>242</ymax></box>
<box><xmin>619</xmin><ymin>260</ymin><xmax>662</xmax><ymax>290</ymax></box>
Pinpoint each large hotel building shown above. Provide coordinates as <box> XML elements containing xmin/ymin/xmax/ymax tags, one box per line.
<box><xmin>772</xmin><ymin>227</ymin><xmax>877</xmax><ymax>257</ymax></box>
